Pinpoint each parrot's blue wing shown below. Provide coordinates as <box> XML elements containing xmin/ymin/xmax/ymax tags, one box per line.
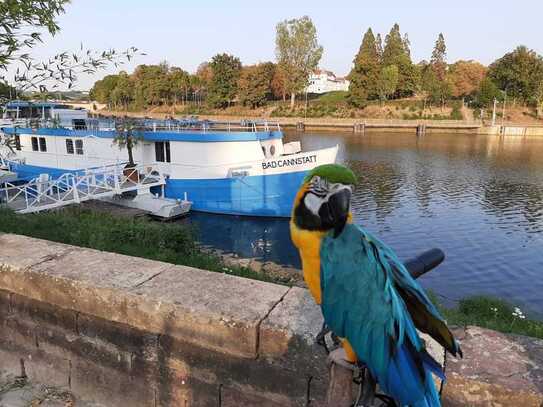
<box><xmin>320</xmin><ymin>223</ymin><xmax>443</xmax><ymax>407</ymax></box>
<box><xmin>362</xmin><ymin>228</ymin><xmax>462</xmax><ymax>358</ymax></box>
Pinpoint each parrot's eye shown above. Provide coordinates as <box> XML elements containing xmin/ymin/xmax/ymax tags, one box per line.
<box><xmin>309</xmin><ymin>176</ymin><xmax>329</xmax><ymax>196</ymax></box>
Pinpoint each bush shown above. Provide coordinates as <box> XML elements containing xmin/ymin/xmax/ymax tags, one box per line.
<box><xmin>0</xmin><ymin>208</ymin><xmax>272</xmax><ymax>282</ymax></box>
<box><xmin>450</xmin><ymin>101</ymin><xmax>463</xmax><ymax>120</ymax></box>
<box><xmin>432</xmin><ymin>295</ymin><xmax>543</xmax><ymax>339</ymax></box>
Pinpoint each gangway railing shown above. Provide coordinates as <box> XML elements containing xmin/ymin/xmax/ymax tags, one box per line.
<box><xmin>0</xmin><ymin>163</ymin><xmax>165</xmax><ymax>214</ymax></box>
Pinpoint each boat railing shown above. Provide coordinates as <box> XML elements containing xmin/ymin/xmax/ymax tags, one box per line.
<box><xmin>3</xmin><ymin>117</ymin><xmax>281</xmax><ymax>134</ymax></box>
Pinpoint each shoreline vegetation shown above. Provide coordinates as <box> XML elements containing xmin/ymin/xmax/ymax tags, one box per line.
<box><xmin>0</xmin><ymin>207</ymin><xmax>541</xmax><ymax>339</ymax></box>
<box><xmin>94</xmin><ymin>92</ymin><xmax>543</xmax><ymax>126</ymax></box>
<box><xmin>84</xmin><ymin>20</ymin><xmax>543</xmax><ymax>127</ymax></box>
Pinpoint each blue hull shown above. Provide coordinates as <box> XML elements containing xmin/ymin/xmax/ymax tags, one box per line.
<box><xmin>163</xmin><ymin>171</ymin><xmax>306</xmax><ymax>217</ymax></box>
<box><xmin>6</xmin><ymin>162</ymin><xmax>305</xmax><ymax>217</ymax></box>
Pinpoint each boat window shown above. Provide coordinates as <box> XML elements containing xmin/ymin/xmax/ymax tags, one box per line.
<box><xmin>270</xmin><ymin>145</ymin><xmax>276</xmax><ymax>156</ymax></box>
<box><xmin>155</xmin><ymin>141</ymin><xmax>171</xmax><ymax>163</ymax></box>
<box><xmin>165</xmin><ymin>141</ymin><xmax>171</xmax><ymax>163</ymax></box>
<box><xmin>73</xmin><ymin>119</ymin><xmax>87</xmax><ymax>130</ymax></box>
<box><xmin>14</xmin><ymin>135</ymin><xmax>21</xmax><ymax>151</ymax></box>
<box><xmin>39</xmin><ymin>137</ymin><xmax>47</xmax><ymax>152</ymax></box>
<box><xmin>75</xmin><ymin>139</ymin><xmax>84</xmax><ymax>155</ymax></box>
<box><xmin>261</xmin><ymin>146</ymin><xmax>266</xmax><ymax>156</ymax></box>
<box><xmin>66</xmin><ymin>139</ymin><xmax>74</xmax><ymax>154</ymax></box>
<box><xmin>31</xmin><ymin>137</ymin><xmax>39</xmax><ymax>151</ymax></box>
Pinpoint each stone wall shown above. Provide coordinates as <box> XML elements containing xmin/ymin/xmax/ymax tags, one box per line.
<box><xmin>1</xmin><ymin>233</ymin><xmax>542</xmax><ymax>406</ymax></box>
<box><xmin>0</xmin><ymin>233</ymin><xmax>327</xmax><ymax>406</ymax></box>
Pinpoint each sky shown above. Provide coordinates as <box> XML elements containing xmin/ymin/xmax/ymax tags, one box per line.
<box><xmin>11</xmin><ymin>0</ymin><xmax>543</xmax><ymax>90</ymax></box>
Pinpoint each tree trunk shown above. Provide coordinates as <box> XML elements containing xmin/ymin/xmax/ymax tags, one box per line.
<box><xmin>127</xmin><ymin>143</ymin><xmax>134</xmax><ymax>166</ymax></box>
<box><xmin>290</xmin><ymin>92</ymin><xmax>296</xmax><ymax>109</ymax></box>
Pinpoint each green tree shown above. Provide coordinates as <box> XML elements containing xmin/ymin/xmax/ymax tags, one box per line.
<box><xmin>429</xmin><ymin>33</ymin><xmax>450</xmax><ymax>107</ymax></box>
<box><xmin>382</xmin><ymin>23</ymin><xmax>418</xmax><ymax>97</ymax></box>
<box><xmin>347</xmin><ymin>28</ymin><xmax>380</xmax><ymax>107</ymax></box>
<box><xmin>421</xmin><ymin>62</ymin><xmax>451</xmax><ymax>106</ymax></box>
<box><xmin>375</xmin><ymin>33</ymin><xmax>384</xmax><ymax>62</ymax></box>
<box><xmin>89</xmin><ymin>74</ymin><xmax>120</xmax><ymax>106</ymax></box>
<box><xmin>169</xmin><ymin>67</ymin><xmax>192</xmax><ymax>105</ymax></box>
<box><xmin>475</xmin><ymin>77</ymin><xmax>501</xmax><ymax>107</ymax></box>
<box><xmin>275</xmin><ymin>16</ymin><xmax>323</xmax><ymax>108</ymax></box>
<box><xmin>488</xmin><ymin>46</ymin><xmax>543</xmax><ymax>104</ymax></box>
<box><xmin>110</xmin><ymin>72</ymin><xmax>134</xmax><ymax>110</ymax></box>
<box><xmin>131</xmin><ymin>64</ymin><xmax>170</xmax><ymax>107</ymax></box>
<box><xmin>207</xmin><ymin>53</ymin><xmax>242</xmax><ymax>108</ymax></box>
<box><xmin>238</xmin><ymin>62</ymin><xmax>275</xmax><ymax>108</ymax></box>
<box><xmin>376</xmin><ymin>65</ymin><xmax>399</xmax><ymax>105</ymax></box>
<box><xmin>113</xmin><ymin>117</ymin><xmax>144</xmax><ymax>167</ymax></box>
<box><xmin>0</xmin><ymin>0</ymin><xmax>69</xmax><ymax>70</ymax></box>
<box><xmin>430</xmin><ymin>33</ymin><xmax>447</xmax><ymax>81</ymax></box>
<box><xmin>0</xmin><ymin>81</ymin><xmax>16</xmax><ymax>100</ymax></box>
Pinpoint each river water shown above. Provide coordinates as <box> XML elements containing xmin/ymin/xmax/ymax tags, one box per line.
<box><xmin>185</xmin><ymin>131</ymin><xmax>543</xmax><ymax>317</ymax></box>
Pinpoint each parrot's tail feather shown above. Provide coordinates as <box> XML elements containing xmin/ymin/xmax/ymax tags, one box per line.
<box><xmin>420</xmin><ymin>348</ymin><xmax>445</xmax><ymax>381</ymax></box>
<box><xmin>409</xmin><ymin>371</ymin><xmax>442</xmax><ymax>407</ymax></box>
<box><xmin>382</xmin><ymin>342</ymin><xmax>443</xmax><ymax>407</ymax></box>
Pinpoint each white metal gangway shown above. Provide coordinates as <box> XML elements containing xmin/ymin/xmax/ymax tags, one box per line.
<box><xmin>0</xmin><ymin>163</ymin><xmax>166</xmax><ymax>214</ymax></box>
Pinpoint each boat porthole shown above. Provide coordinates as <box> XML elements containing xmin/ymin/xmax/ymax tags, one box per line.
<box><xmin>270</xmin><ymin>145</ymin><xmax>276</xmax><ymax>156</ymax></box>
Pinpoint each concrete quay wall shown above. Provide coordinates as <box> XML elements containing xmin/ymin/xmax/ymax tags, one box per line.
<box><xmin>1</xmin><ymin>233</ymin><xmax>542</xmax><ymax>406</ymax></box>
<box><xmin>0</xmin><ymin>233</ymin><xmax>327</xmax><ymax>406</ymax></box>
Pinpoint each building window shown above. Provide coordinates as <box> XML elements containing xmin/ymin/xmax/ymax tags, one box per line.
<box><xmin>75</xmin><ymin>139</ymin><xmax>84</xmax><ymax>155</ymax></box>
<box><xmin>155</xmin><ymin>141</ymin><xmax>171</xmax><ymax>163</ymax></box>
<box><xmin>14</xmin><ymin>135</ymin><xmax>21</xmax><ymax>151</ymax></box>
<box><xmin>39</xmin><ymin>137</ymin><xmax>47</xmax><ymax>152</ymax></box>
<box><xmin>31</xmin><ymin>137</ymin><xmax>39</xmax><ymax>151</ymax></box>
<box><xmin>66</xmin><ymin>139</ymin><xmax>74</xmax><ymax>154</ymax></box>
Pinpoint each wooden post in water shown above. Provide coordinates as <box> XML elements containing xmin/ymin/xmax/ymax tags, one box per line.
<box><xmin>296</xmin><ymin>122</ymin><xmax>305</xmax><ymax>132</ymax></box>
<box><xmin>417</xmin><ymin>124</ymin><xmax>426</xmax><ymax>137</ymax></box>
<box><xmin>353</xmin><ymin>122</ymin><xmax>365</xmax><ymax>135</ymax></box>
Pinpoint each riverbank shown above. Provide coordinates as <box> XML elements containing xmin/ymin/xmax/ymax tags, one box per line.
<box><xmin>97</xmin><ymin>108</ymin><xmax>543</xmax><ymax>136</ymax></box>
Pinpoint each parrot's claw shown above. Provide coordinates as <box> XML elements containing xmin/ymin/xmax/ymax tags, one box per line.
<box><xmin>327</xmin><ymin>347</ymin><xmax>358</xmax><ymax>371</ymax></box>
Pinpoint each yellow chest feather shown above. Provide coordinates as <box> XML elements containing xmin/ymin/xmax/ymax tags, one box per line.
<box><xmin>290</xmin><ymin>222</ymin><xmax>326</xmax><ymax>304</ymax></box>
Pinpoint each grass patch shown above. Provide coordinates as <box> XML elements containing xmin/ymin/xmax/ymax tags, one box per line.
<box><xmin>0</xmin><ymin>207</ymin><xmax>274</xmax><ymax>283</ymax></box>
<box><xmin>431</xmin><ymin>294</ymin><xmax>543</xmax><ymax>339</ymax></box>
<box><xmin>316</xmin><ymin>91</ymin><xmax>348</xmax><ymax>104</ymax></box>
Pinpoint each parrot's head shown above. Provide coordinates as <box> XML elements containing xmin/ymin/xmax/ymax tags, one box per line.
<box><xmin>292</xmin><ymin>164</ymin><xmax>357</xmax><ymax>238</ymax></box>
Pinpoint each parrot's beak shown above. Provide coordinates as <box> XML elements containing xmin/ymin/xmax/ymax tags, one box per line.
<box><xmin>328</xmin><ymin>188</ymin><xmax>351</xmax><ymax>238</ymax></box>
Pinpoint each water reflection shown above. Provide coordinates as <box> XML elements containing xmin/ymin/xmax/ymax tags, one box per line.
<box><xmin>186</xmin><ymin>131</ymin><xmax>543</xmax><ymax>317</ymax></box>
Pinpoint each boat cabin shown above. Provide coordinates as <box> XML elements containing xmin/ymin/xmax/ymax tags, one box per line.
<box><xmin>1</xmin><ymin>101</ymin><xmax>88</xmax><ymax>128</ymax></box>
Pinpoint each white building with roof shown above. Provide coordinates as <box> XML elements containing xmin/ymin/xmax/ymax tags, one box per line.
<box><xmin>306</xmin><ymin>69</ymin><xmax>350</xmax><ymax>94</ymax></box>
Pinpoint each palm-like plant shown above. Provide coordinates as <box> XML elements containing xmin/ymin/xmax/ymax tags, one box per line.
<box><xmin>113</xmin><ymin>117</ymin><xmax>144</xmax><ymax>167</ymax></box>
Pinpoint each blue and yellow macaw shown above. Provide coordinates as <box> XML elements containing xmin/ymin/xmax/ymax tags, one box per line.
<box><xmin>290</xmin><ymin>164</ymin><xmax>462</xmax><ymax>407</ymax></box>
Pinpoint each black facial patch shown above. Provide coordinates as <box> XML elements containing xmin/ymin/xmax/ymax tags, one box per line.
<box><xmin>294</xmin><ymin>192</ymin><xmax>325</xmax><ymax>231</ymax></box>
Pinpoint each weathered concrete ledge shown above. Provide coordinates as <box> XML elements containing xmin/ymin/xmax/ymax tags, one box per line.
<box><xmin>1</xmin><ymin>233</ymin><xmax>542</xmax><ymax>406</ymax></box>
<box><xmin>0</xmin><ymin>233</ymin><xmax>326</xmax><ymax>406</ymax></box>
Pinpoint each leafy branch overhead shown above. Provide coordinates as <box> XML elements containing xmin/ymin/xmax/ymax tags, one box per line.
<box><xmin>0</xmin><ymin>0</ymin><xmax>69</xmax><ymax>71</ymax></box>
<box><xmin>0</xmin><ymin>0</ymin><xmax>144</xmax><ymax>92</ymax></box>
<box><xmin>6</xmin><ymin>46</ymin><xmax>144</xmax><ymax>92</ymax></box>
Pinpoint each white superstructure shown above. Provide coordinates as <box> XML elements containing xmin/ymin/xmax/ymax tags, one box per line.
<box><xmin>306</xmin><ymin>69</ymin><xmax>350</xmax><ymax>94</ymax></box>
